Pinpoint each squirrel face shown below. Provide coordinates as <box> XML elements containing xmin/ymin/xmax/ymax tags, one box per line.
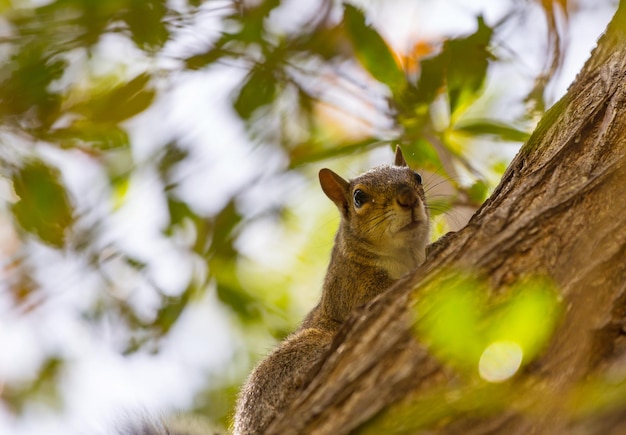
<box><xmin>319</xmin><ymin>147</ymin><xmax>429</xmax><ymax>277</ymax></box>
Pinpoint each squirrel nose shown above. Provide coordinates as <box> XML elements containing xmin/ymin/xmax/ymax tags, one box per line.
<box><xmin>397</xmin><ymin>187</ymin><xmax>418</xmax><ymax>209</ymax></box>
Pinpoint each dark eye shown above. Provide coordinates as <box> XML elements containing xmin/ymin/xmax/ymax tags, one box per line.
<box><xmin>414</xmin><ymin>171</ymin><xmax>422</xmax><ymax>185</ymax></box>
<box><xmin>353</xmin><ymin>189</ymin><xmax>367</xmax><ymax>208</ymax></box>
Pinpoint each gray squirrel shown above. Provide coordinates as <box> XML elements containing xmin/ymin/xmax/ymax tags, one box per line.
<box><xmin>119</xmin><ymin>147</ymin><xmax>429</xmax><ymax>434</ymax></box>
<box><xmin>234</xmin><ymin>146</ymin><xmax>430</xmax><ymax>434</ymax></box>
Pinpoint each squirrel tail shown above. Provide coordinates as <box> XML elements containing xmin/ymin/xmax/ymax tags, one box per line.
<box><xmin>117</xmin><ymin>414</ymin><xmax>223</xmax><ymax>435</ymax></box>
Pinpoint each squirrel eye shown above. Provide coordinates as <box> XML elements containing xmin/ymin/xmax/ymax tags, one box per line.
<box><xmin>353</xmin><ymin>189</ymin><xmax>367</xmax><ymax>208</ymax></box>
<box><xmin>414</xmin><ymin>171</ymin><xmax>423</xmax><ymax>185</ymax></box>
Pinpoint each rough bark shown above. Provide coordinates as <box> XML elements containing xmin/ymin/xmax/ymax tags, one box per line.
<box><xmin>264</xmin><ymin>2</ymin><xmax>626</xmax><ymax>434</ymax></box>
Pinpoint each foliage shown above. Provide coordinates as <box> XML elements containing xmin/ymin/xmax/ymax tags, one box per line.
<box><xmin>414</xmin><ymin>272</ymin><xmax>562</xmax><ymax>380</ymax></box>
<box><xmin>0</xmin><ymin>0</ymin><xmax>608</xmax><ymax>430</ymax></box>
<box><xmin>353</xmin><ymin>272</ymin><xmax>563</xmax><ymax>433</ymax></box>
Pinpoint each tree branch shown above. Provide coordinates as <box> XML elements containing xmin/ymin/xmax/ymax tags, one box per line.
<box><xmin>265</xmin><ymin>1</ymin><xmax>626</xmax><ymax>433</ymax></box>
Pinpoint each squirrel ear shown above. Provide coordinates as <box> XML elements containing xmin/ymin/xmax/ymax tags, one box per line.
<box><xmin>319</xmin><ymin>168</ymin><xmax>349</xmax><ymax>211</ymax></box>
<box><xmin>394</xmin><ymin>145</ymin><xmax>408</xmax><ymax>167</ymax></box>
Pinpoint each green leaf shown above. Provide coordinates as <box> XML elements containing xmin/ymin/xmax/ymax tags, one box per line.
<box><xmin>426</xmin><ymin>198</ymin><xmax>454</xmax><ymax>218</ymax></box>
<box><xmin>0</xmin><ymin>42</ymin><xmax>64</xmax><ymax>124</ymax></box>
<box><xmin>11</xmin><ymin>160</ymin><xmax>74</xmax><ymax>248</ymax></box>
<box><xmin>413</xmin><ymin>54</ymin><xmax>447</xmax><ymax>107</ymax></box>
<box><xmin>489</xmin><ymin>279</ymin><xmax>561</xmax><ymax>361</ymax></box>
<box><xmin>165</xmin><ymin>196</ymin><xmax>200</xmax><ymax>235</ymax></box>
<box><xmin>403</xmin><ymin>16</ymin><xmax>494</xmax><ymax>116</ymax></box>
<box><xmin>414</xmin><ymin>273</ymin><xmax>561</xmax><ymax>379</ymax></box>
<box><xmin>0</xmin><ymin>0</ymin><xmax>10</xmax><ymax>13</ymax></box>
<box><xmin>466</xmin><ymin>179</ymin><xmax>490</xmax><ymax>204</ymax></box>
<box><xmin>233</xmin><ymin>68</ymin><xmax>277</xmax><ymax>120</ymax></box>
<box><xmin>152</xmin><ymin>286</ymin><xmax>193</xmax><ymax>336</ymax></box>
<box><xmin>208</xmin><ymin>199</ymin><xmax>242</xmax><ymax>259</ymax></box>
<box><xmin>342</xmin><ymin>4</ymin><xmax>405</xmax><ymax>94</ymax></box>
<box><xmin>415</xmin><ymin>274</ymin><xmax>486</xmax><ymax>365</ymax></box>
<box><xmin>123</xmin><ymin>0</ymin><xmax>169</xmax><ymax>50</ymax></box>
<box><xmin>48</xmin><ymin>122</ymin><xmax>130</xmax><ymax>150</ymax></box>
<box><xmin>288</xmin><ymin>138</ymin><xmax>383</xmax><ymax>168</ymax></box>
<box><xmin>185</xmin><ymin>48</ymin><xmax>225</xmax><ymax>70</ymax></box>
<box><xmin>216</xmin><ymin>280</ymin><xmax>262</xmax><ymax>321</ymax></box>
<box><xmin>454</xmin><ymin>120</ymin><xmax>530</xmax><ymax>143</ymax></box>
<box><xmin>184</xmin><ymin>31</ymin><xmax>240</xmax><ymax>70</ymax></box>
<box><xmin>88</xmin><ymin>74</ymin><xmax>155</xmax><ymax>123</ymax></box>
<box><xmin>445</xmin><ymin>16</ymin><xmax>494</xmax><ymax>113</ymax></box>
<box><xmin>236</xmin><ymin>0</ymin><xmax>282</xmax><ymax>43</ymax></box>
<box><xmin>158</xmin><ymin>142</ymin><xmax>189</xmax><ymax>181</ymax></box>
<box><xmin>401</xmin><ymin>138</ymin><xmax>444</xmax><ymax>174</ymax></box>
<box><xmin>290</xmin><ymin>25</ymin><xmax>349</xmax><ymax>61</ymax></box>
<box><xmin>2</xmin><ymin>357</ymin><xmax>64</xmax><ymax>414</ymax></box>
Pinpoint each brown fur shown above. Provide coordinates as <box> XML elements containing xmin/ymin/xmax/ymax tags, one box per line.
<box><xmin>234</xmin><ymin>147</ymin><xmax>429</xmax><ymax>434</ymax></box>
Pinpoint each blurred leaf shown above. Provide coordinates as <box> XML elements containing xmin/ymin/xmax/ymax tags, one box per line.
<box><xmin>236</xmin><ymin>0</ymin><xmax>282</xmax><ymax>43</ymax></box>
<box><xmin>290</xmin><ymin>24</ymin><xmax>351</xmax><ymax>61</ymax></box>
<box><xmin>342</xmin><ymin>4</ymin><xmax>405</xmax><ymax>94</ymax></box>
<box><xmin>166</xmin><ymin>195</ymin><xmax>201</xmax><ymax>229</ymax></box>
<box><xmin>194</xmin><ymin>383</ymin><xmax>241</xmax><ymax>431</ymax></box>
<box><xmin>124</xmin><ymin>255</ymin><xmax>148</xmax><ymax>271</ymax></box>
<box><xmin>402</xmin><ymin>138</ymin><xmax>444</xmax><ymax>173</ymax></box>
<box><xmin>466</xmin><ymin>179</ymin><xmax>490</xmax><ymax>205</ymax></box>
<box><xmin>414</xmin><ymin>272</ymin><xmax>561</xmax><ymax>377</ymax></box>
<box><xmin>85</xmin><ymin>74</ymin><xmax>156</xmax><ymax>123</ymax></box>
<box><xmin>11</xmin><ymin>161</ymin><xmax>74</xmax><ymax>248</ymax></box>
<box><xmin>9</xmin><ymin>0</ymin><xmax>127</xmax><ymax>49</ymax></box>
<box><xmin>426</xmin><ymin>197</ymin><xmax>454</xmax><ymax>218</ymax></box>
<box><xmin>445</xmin><ymin>16</ymin><xmax>494</xmax><ymax>114</ymax></box>
<box><xmin>7</xmin><ymin>262</ymin><xmax>39</xmax><ymax>308</ymax></box>
<box><xmin>151</xmin><ymin>286</ymin><xmax>193</xmax><ymax>337</ymax></box>
<box><xmin>185</xmin><ymin>48</ymin><xmax>227</xmax><ymax>70</ymax></box>
<box><xmin>206</xmin><ymin>201</ymin><xmax>265</xmax><ymax>321</ymax></box>
<box><xmin>400</xmin><ymin>16</ymin><xmax>493</xmax><ymax>121</ymax></box>
<box><xmin>416</xmin><ymin>275</ymin><xmax>485</xmax><ymax>366</ymax></box>
<box><xmin>454</xmin><ymin>120</ymin><xmax>530</xmax><ymax>143</ymax></box>
<box><xmin>208</xmin><ymin>200</ymin><xmax>242</xmax><ymax>259</ymax></box>
<box><xmin>488</xmin><ymin>278</ymin><xmax>562</xmax><ymax>361</ymax></box>
<box><xmin>412</xmin><ymin>54</ymin><xmax>447</xmax><ymax>108</ymax></box>
<box><xmin>184</xmin><ymin>32</ymin><xmax>236</xmax><ymax>70</ymax></box>
<box><xmin>158</xmin><ymin>142</ymin><xmax>189</xmax><ymax>182</ymax></box>
<box><xmin>47</xmin><ymin>121</ymin><xmax>130</xmax><ymax>150</ymax></box>
<box><xmin>1</xmin><ymin>357</ymin><xmax>64</xmax><ymax>415</ymax></box>
<box><xmin>568</xmin><ymin>376</ymin><xmax>626</xmax><ymax>420</ymax></box>
<box><xmin>0</xmin><ymin>42</ymin><xmax>64</xmax><ymax>125</ymax></box>
<box><xmin>233</xmin><ymin>67</ymin><xmax>278</xmax><ymax>120</ymax></box>
<box><xmin>112</xmin><ymin>175</ymin><xmax>130</xmax><ymax>210</ymax></box>
<box><xmin>289</xmin><ymin>138</ymin><xmax>383</xmax><ymax>168</ymax></box>
<box><xmin>216</xmin><ymin>279</ymin><xmax>262</xmax><ymax>321</ymax></box>
<box><xmin>122</xmin><ymin>0</ymin><xmax>169</xmax><ymax>50</ymax></box>
<box><xmin>360</xmin><ymin>381</ymin><xmax>512</xmax><ymax>435</ymax></box>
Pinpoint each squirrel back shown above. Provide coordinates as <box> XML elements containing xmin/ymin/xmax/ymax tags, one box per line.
<box><xmin>234</xmin><ymin>146</ymin><xmax>429</xmax><ymax>434</ymax></box>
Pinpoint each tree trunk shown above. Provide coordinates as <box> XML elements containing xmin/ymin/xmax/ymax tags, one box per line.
<box><xmin>264</xmin><ymin>2</ymin><xmax>626</xmax><ymax>434</ymax></box>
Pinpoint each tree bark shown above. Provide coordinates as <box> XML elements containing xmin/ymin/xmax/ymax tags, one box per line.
<box><xmin>264</xmin><ymin>2</ymin><xmax>626</xmax><ymax>434</ymax></box>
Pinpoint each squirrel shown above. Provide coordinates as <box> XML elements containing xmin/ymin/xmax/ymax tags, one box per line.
<box><xmin>233</xmin><ymin>146</ymin><xmax>430</xmax><ymax>434</ymax></box>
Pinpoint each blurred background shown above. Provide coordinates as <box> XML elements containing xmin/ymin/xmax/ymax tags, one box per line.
<box><xmin>0</xmin><ymin>0</ymin><xmax>618</xmax><ymax>433</ymax></box>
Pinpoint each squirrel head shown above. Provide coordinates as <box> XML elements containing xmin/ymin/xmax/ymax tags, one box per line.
<box><xmin>318</xmin><ymin>146</ymin><xmax>429</xmax><ymax>276</ymax></box>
